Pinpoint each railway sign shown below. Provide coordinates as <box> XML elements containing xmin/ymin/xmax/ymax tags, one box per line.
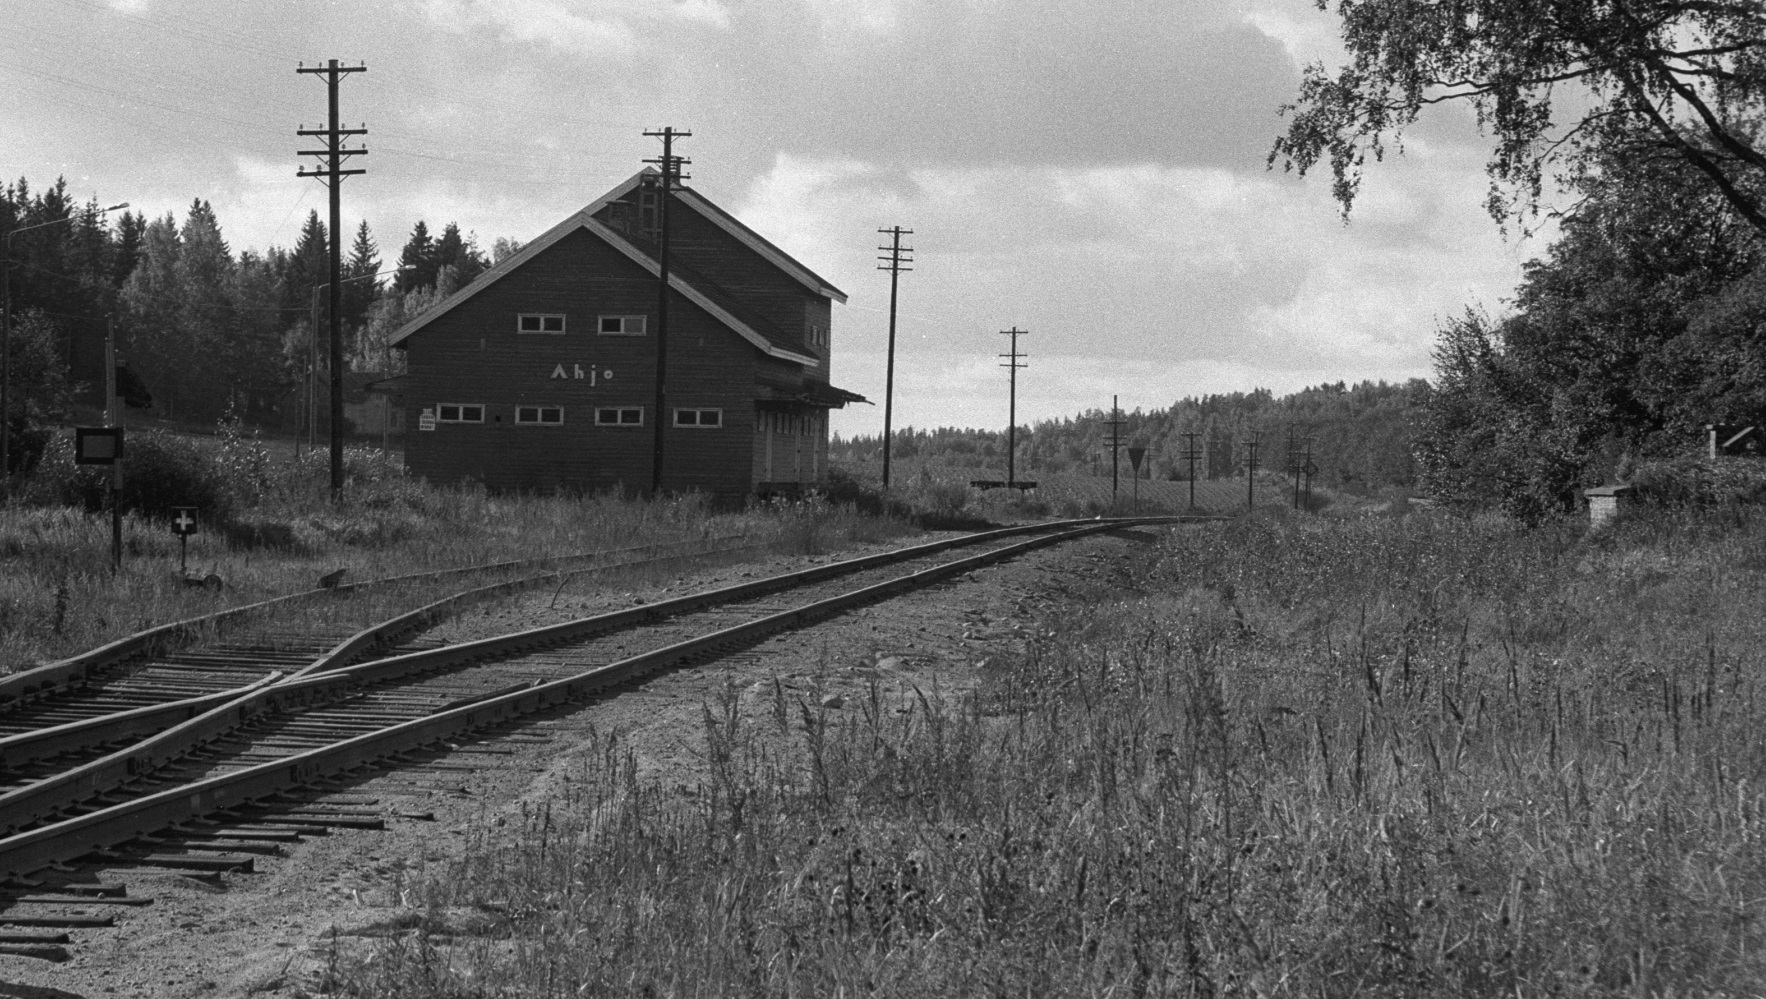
<box><xmin>74</xmin><ymin>427</ymin><xmax>124</xmax><ymax>465</ymax></box>
<box><xmin>1127</xmin><ymin>446</ymin><xmax>1146</xmax><ymax>472</ymax></box>
<box><xmin>418</xmin><ymin>408</ymin><xmax>436</xmax><ymax>432</ymax></box>
<box><xmin>170</xmin><ymin>506</ymin><xmax>198</xmax><ymax>574</ymax></box>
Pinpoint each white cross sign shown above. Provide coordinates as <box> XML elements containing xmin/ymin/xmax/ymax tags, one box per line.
<box><xmin>172</xmin><ymin>509</ymin><xmax>199</xmax><ymax>536</ymax></box>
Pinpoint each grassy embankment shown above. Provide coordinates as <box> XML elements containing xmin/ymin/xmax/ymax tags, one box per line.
<box><xmin>1</xmin><ymin>445</ymin><xmax>915</xmax><ymax>674</ymax></box>
<box><xmin>322</xmin><ymin>504</ymin><xmax>1766</xmax><ymax>996</ymax></box>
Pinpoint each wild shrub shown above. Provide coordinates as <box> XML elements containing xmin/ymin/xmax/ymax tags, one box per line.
<box><xmin>28</xmin><ymin>428</ymin><xmax>234</xmax><ymax>524</ymax></box>
<box><xmin>1627</xmin><ymin>454</ymin><xmax>1766</xmax><ymax>506</ymax></box>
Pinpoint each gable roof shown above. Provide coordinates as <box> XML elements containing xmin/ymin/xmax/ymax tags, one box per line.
<box><xmin>388</xmin><ymin>170</ymin><xmax>840</xmax><ymax>358</ymax></box>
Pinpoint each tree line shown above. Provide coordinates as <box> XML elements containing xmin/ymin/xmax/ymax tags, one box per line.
<box><xmin>1270</xmin><ymin>0</ymin><xmax>1766</xmax><ymax>521</ymax></box>
<box><xmin>1</xmin><ymin>176</ymin><xmax>511</xmax><ymax>471</ymax></box>
<box><xmin>832</xmin><ymin>379</ymin><xmax>1424</xmax><ymax>492</ymax></box>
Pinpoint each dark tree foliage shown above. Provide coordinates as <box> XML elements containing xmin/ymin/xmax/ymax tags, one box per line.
<box><xmin>285</xmin><ymin>210</ymin><xmax>329</xmax><ymax>316</ymax></box>
<box><xmin>396</xmin><ymin>221</ymin><xmax>436</xmax><ymax>293</ymax></box>
<box><xmin>344</xmin><ymin>219</ymin><xmax>380</xmax><ymax>330</ymax></box>
<box><xmin>1271</xmin><ymin>1</ymin><xmax>1766</xmax><ymax>234</ymax></box>
<box><xmin>395</xmin><ymin>220</ymin><xmax>488</xmax><ymax>296</ymax></box>
<box><xmin>1415</xmin><ymin>137</ymin><xmax>1766</xmax><ymax>520</ymax></box>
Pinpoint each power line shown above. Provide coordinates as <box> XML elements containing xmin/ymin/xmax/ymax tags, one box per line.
<box><xmin>297</xmin><ymin>58</ymin><xmax>367</xmax><ymax>502</ymax></box>
<box><xmin>643</xmin><ymin>126</ymin><xmax>689</xmax><ymax>495</ymax></box>
<box><xmin>998</xmin><ymin>326</ymin><xmax>1026</xmax><ymax>488</ymax></box>
<box><xmin>877</xmin><ymin>225</ymin><xmax>913</xmax><ymax>488</ymax></box>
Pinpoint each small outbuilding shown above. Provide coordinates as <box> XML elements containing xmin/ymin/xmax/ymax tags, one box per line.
<box><xmin>388</xmin><ymin>168</ymin><xmax>865</xmax><ymax>499</ymax></box>
<box><xmin>1584</xmin><ymin>484</ymin><xmax>1634</xmax><ymax>528</ymax></box>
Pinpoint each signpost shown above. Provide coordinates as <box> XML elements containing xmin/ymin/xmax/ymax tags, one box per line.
<box><xmin>75</xmin><ymin>426</ymin><xmax>124</xmax><ymax>571</ymax></box>
<box><xmin>171</xmin><ymin>506</ymin><xmax>198</xmax><ymax>575</ymax></box>
<box><xmin>1127</xmin><ymin>446</ymin><xmax>1146</xmax><ymax>513</ymax></box>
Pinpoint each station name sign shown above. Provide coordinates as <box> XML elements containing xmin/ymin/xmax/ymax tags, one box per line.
<box><xmin>550</xmin><ymin>363</ymin><xmax>614</xmax><ymax>385</ymax></box>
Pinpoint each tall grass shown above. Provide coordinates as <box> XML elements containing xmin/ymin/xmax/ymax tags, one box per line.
<box><xmin>2</xmin><ymin>443</ymin><xmax>914</xmax><ymax>672</ymax></box>
<box><xmin>317</xmin><ymin>505</ymin><xmax>1766</xmax><ymax>996</ymax></box>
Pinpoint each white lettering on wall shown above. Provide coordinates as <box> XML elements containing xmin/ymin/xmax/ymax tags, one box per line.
<box><xmin>547</xmin><ymin>364</ymin><xmax>612</xmax><ymax>384</ymax></box>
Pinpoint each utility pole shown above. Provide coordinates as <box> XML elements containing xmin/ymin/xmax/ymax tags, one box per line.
<box><xmin>877</xmin><ymin>226</ymin><xmax>913</xmax><ymax>488</ymax></box>
<box><xmin>644</xmin><ymin>127</ymin><xmax>690</xmax><ymax>495</ymax></box>
<box><xmin>1243</xmin><ymin>431</ymin><xmax>1262</xmax><ymax>512</ymax></box>
<box><xmin>1303</xmin><ymin>439</ymin><xmax>1316</xmax><ymax>510</ymax></box>
<box><xmin>1179</xmin><ymin>431</ymin><xmax>1201</xmax><ymax>510</ymax></box>
<box><xmin>1102</xmin><ymin>396</ymin><xmax>1126</xmax><ymax>507</ymax></box>
<box><xmin>106</xmin><ymin>314</ymin><xmax>121</xmax><ymax>571</ymax></box>
<box><xmin>998</xmin><ymin>326</ymin><xmax>1027</xmax><ymax>487</ymax></box>
<box><xmin>1288</xmin><ymin>424</ymin><xmax>1303</xmax><ymax>510</ymax></box>
<box><xmin>297</xmin><ymin>59</ymin><xmax>366</xmax><ymax>503</ymax></box>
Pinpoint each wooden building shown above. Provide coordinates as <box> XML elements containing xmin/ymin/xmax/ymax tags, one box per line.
<box><xmin>389</xmin><ymin>169</ymin><xmax>864</xmax><ymax>499</ymax></box>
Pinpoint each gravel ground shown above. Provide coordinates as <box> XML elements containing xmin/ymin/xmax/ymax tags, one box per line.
<box><xmin>0</xmin><ymin>527</ymin><xmax>1157</xmax><ymax>998</ymax></box>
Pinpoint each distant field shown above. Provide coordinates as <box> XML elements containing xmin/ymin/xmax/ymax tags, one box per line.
<box><xmin>837</xmin><ymin>458</ymin><xmax>1305</xmax><ymax>515</ymax></box>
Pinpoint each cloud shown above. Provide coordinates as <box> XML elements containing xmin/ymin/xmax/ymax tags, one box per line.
<box><xmin>706</xmin><ymin>0</ymin><xmax>1299</xmax><ymax>171</ymax></box>
<box><xmin>734</xmin><ymin>150</ymin><xmax>1537</xmax><ymax>436</ymax></box>
<box><xmin>421</xmin><ymin>0</ymin><xmax>730</xmax><ymax>59</ymax></box>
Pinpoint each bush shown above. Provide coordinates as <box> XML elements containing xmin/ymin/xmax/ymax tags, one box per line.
<box><xmin>28</xmin><ymin>429</ymin><xmax>235</xmax><ymax>524</ymax></box>
<box><xmin>1627</xmin><ymin>455</ymin><xmax>1766</xmax><ymax>506</ymax></box>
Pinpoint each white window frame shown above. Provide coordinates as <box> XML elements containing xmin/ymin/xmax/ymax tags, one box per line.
<box><xmin>598</xmin><ymin>314</ymin><xmax>648</xmax><ymax>336</ymax></box>
<box><xmin>436</xmin><ymin>403</ymin><xmax>485</xmax><ymax>424</ymax></box>
<box><xmin>515</xmin><ymin>405</ymin><xmax>565</xmax><ymax>426</ymax></box>
<box><xmin>517</xmin><ymin>313</ymin><xmax>566</xmax><ymax>334</ymax></box>
<box><xmin>806</xmin><ymin>323</ymin><xmax>828</xmax><ymax>348</ymax></box>
<box><xmin>673</xmin><ymin>408</ymin><xmax>723</xmax><ymax>428</ymax></box>
<box><xmin>595</xmin><ymin>407</ymin><xmax>644</xmax><ymax>427</ymax></box>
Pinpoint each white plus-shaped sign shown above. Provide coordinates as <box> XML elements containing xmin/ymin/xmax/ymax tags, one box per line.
<box><xmin>174</xmin><ymin>511</ymin><xmax>195</xmax><ymax>533</ymax></box>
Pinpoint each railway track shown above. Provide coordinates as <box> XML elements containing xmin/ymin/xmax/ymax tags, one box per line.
<box><xmin>0</xmin><ymin>534</ymin><xmax>763</xmax><ymax>776</ymax></box>
<box><xmin>0</xmin><ymin>517</ymin><xmax>1177</xmax><ymax>960</ymax></box>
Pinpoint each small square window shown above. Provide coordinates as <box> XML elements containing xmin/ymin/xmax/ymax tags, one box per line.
<box><xmin>518</xmin><ymin>314</ymin><xmax>566</xmax><ymax>334</ymax></box>
<box><xmin>599</xmin><ymin>315</ymin><xmax>647</xmax><ymax>336</ymax></box>
<box><xmin>595</xmin><ymin>407</ymin><xmax>644</xmax><ymax>426</ymax></box>
<box><xmin>516</xmin><ymin>406</ymin><xmax>565</xmax><ymax>426</ymax></box>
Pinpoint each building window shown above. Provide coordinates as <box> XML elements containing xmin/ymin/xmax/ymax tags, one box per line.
<box><xmin>516</xmin><ymin>405</ymin><xmax>565</xmax><ymax>426</ymax></box>
<box><xmin>518</xmin><ymin>314</ymin><xmax>566</xmax><ymax>334</ymax></box>
<box><xmin>599</xmin><ymin>314</ymin><xmax>647</xmax><ymax>336</ymax></box>
<box><xmin>674</xmin><ymin>408</ymin><xmax>723</xmax><ymax>428</ymax></box>
<box><xmin>437</xmin><ymin>403</ymin><xmax>485</xmax><ymax>423</ymax></box>
<box><xmin>595</xmin><ymin>407</ymin><xmax>644</xmax><ymax>426</ymax></box>
<box><xmin>806</xmin><ymin>323</ymin><xmax>828</xmax><ymax>348</ymax></box>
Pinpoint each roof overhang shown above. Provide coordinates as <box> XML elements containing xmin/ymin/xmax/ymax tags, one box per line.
<box><xmin>757</xmin><ymin>377</ymin><xmax>869</xmax><ymax>408</ymax></box>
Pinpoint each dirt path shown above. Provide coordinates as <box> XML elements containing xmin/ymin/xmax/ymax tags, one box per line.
<box><xmin>0</xmin><ymin>528</ymin><xmax>1154</xmax><ymax>998</ymax></box>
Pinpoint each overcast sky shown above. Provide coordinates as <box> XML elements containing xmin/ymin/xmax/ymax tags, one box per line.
<box><xmin>3</xmin><ymin>0</ymin><xmax>1547</xmax><ymax>436</ymax></box>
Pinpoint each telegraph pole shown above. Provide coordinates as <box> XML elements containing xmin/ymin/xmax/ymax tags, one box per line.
<box><xmin>1244</xmin><ymin>432</ymin><xmax>1262</xmax><ymax>512</ymax></box>
<box><xmin>1102</xmin><ymin>396</ymin><xmax>1126</xmax><ymax>506</ymax></box>
<box><xmin>1179</xmin><ymin>431</ymin><xmax>1202</xmax><ymax>510</ymax></box>
<box><xmin>877</xmin><ymin>226</ymin><xmax>913</xmax><ymax>488</ymax></box>
<box><xmin>297</xmin><ymin>59</ymin><xmax>366</xmax><ymax>503</ymax></box>
<box><xmin>998</xmin><ymin>326</ymin><xmax>1027</xmax><ymax>487</ymax></box>
<box><xmin>1288</xmin><ymin>424</ymin><xmax>1303</xmax><ymax>510</ymax></box>
<box><xmin>644</xmin><ymin>127</ymin><xmax>690</xmax><ymax>495</ymax></box>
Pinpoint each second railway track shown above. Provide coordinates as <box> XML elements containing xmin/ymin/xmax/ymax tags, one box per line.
<box><xmin>0</xmin><ymin>518</ymin><xmax>1174</xmax><ymax>887</ymax></box>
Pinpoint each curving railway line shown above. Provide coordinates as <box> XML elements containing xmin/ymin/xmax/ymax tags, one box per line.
<box><xmin>0</xmin><ymin>518</ymin><xmax>1179</xmax><ymax>962</ymax></box>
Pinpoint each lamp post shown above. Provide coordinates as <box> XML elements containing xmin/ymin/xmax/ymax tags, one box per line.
<box><xmin>2</xmin><ymin>202</ymin><xmax>129</xmax><ymax>481</ymax></box>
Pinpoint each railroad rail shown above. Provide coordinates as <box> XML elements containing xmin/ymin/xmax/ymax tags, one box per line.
<box><xmin>0</xmin><ymin>533</ymin><xmax>756</xmax><ymax>711</ymax></box>
<box><xmin>0</xmin><ymin>517</ymin><xmax>1177</xmax><ymax>884</ymax></box>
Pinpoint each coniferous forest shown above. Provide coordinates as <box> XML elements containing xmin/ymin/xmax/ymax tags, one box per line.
<box><xmin>0</xmin><ymin>176</ymin><xmax>503</xmax><ymax>474</ymax></box>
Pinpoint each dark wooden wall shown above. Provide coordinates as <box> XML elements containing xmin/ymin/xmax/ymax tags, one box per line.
<box><xmin>401</xmin><ymin>228</ymin><xmax>764</xmax><ymax>499</ymax></box>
